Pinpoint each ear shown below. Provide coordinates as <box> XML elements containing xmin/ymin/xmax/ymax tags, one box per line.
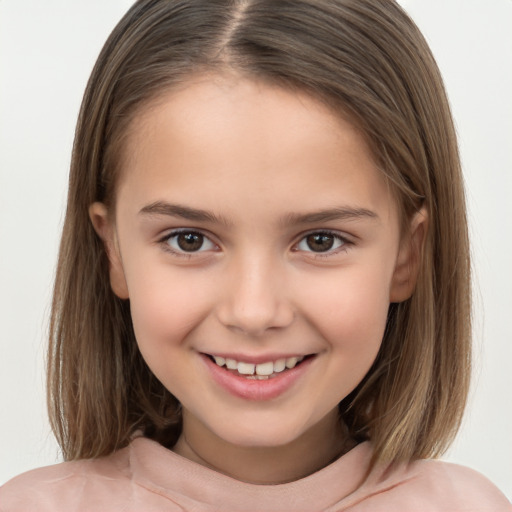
<box><xmin>389</xmin><ymin>206</ymin><xmax>428</xmax><ymax>303</ymax></box>
<box><xmin>89</xmin><ymin>202</ymin><xmax>129</xmax><ymax>299</ymax></box>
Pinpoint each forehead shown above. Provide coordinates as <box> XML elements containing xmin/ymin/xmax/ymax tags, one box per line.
<box><xmin>116</xmin><ymin>75</ymin><xmax>397</xmax><ymax>224</ymax></box>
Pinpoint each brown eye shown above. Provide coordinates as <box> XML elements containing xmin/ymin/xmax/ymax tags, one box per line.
<box><xmin>296</xmin><ymin>232</ymin><xmax>346</xmax><ymax>254</ymax></box>
<box><xmin>177</xmin><ymin>233</ymin><xmax>204</xmax><ymax>251</ymax></box>
<box><xmin>165</xmin><ymin>231</ymin><xmax>216</xmax><ymax>253</ymax></box>
<box><xmin>306</xmin><ymin>234</ymin><xmax>334</xmax><ymax>252</ymax></box>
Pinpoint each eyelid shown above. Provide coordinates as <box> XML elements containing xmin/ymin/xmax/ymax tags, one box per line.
<box><xmin>293</xmin><ymin>229</ymin><xmax>353</xmax><ymax>257</ymax></box>
<box><xmin>158</xmin><ymin>228</ymin><xmax>219</xmax><ymax>257</ymax></box>
<box><xmin>156</xmin><ymin>227</ymin><xmax>353</xmax><ymax>259</ymax></box>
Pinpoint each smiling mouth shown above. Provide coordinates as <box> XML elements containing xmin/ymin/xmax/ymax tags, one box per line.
<box><xmin>205</xmin><ymin>354</ymin><xmax>313</xmax><ymax>380</ymax></box>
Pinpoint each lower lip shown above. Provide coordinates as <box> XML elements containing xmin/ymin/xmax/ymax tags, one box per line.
<box><xmin>201</xmin><ymin>354</ymin><xmax>315</xmax><ymax>401</ymax></box>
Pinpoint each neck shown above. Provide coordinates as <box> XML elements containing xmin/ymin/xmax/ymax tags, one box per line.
<box><xmin>172</xmin><ymin>409</ymin><xmax>353</xmax><ymax>484</ymax></box>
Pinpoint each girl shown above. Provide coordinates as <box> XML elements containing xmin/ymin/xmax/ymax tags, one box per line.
<box><xmin>1</xmin><ymin>0</ymin><xmax>510</xmax><ymax>510</ymax></box>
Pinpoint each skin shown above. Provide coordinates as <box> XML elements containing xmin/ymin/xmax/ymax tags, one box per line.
<box><xmin>90</xmin><ymin>74</ymin><xmax>426</xmax><ymax>484</ymax></box>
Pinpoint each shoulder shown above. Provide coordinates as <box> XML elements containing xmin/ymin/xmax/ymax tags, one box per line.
<box><xmin>358</xmin><ymin>458</ymin><xmax>512</xmax><ymax>512</ymax></box>
<box><xmin>0</xmin><ymin>447</ymin><xmax>133</xmax><ymax>512</ymax></box>
<box><xmin>413</xmin><ymin>459</ymin><xmax>510</xmax><ymax>503</ymax></box>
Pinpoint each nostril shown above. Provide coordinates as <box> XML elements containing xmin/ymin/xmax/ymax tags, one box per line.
<box><xmin>216</xmin><ymin>303</ymin><xmax>295</xmax><ymax>336</ymax></box>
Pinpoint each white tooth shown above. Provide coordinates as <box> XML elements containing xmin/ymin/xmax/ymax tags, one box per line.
<box><xmin>237</xmin><ymin>362</ymin><xmax>256</xmax><ymax>375</ymax></box>
<box><xmin>255</xmin><ymin>361</ymin><xmax>274</xmax><ymax>376</ymax></box>
<box><xmin>273</xmin><ymin>359</ymin><xmax>286</xmax><ymax>373</ymax></box>
<box><xmin>226</xmin><ymin>358</ymin><xmax>238</xmax><ymax>370</ymax></box>
<box><xmin>297</xmin><ymin>356</ymin><xmax>305</xmax><ymax>363</ymax></box>
<box><xmin>213</xmin><ymin>356</ymin><xmax>226</xmax><ymax>366</ymax></box>
<box><xmin>247</xmin><ymin>375</ymin><xmax>269</xmax><ymax>380</ymax></box>
<box><xmin>285</xmin><ymin>356</ymin><xmax>299</xmax><ymax>369</ymax></box>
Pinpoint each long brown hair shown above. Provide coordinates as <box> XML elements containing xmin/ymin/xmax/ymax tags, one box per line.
<box><xmin>48</xmin><ymin>0</ymin><xmax>471</xmax><ymax>468</ymax></box>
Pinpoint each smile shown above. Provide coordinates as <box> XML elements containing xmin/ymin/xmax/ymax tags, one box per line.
<box><xmin>202</xmin><ymin>353</ymin><xmax>315</xmax><ymax>401</ymax></box>
<box><xmin>210</xmin><ymin>355</ymin><xmax>306</xmax><ymax>379</ymax></box>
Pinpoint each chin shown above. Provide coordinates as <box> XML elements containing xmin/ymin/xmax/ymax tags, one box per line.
<box><xmin>211</xmin><ymin>416</ymin><xmax>314</xmax><ymax>449</ymax></box>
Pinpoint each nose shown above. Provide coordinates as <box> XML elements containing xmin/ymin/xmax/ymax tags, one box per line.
<box><xmin>215</xmin><ymin>254</ymin><xmax>295</xmax><ymax>336</ymax></box>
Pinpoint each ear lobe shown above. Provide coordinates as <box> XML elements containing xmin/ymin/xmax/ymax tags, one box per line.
<box><xmin>390</xmin><ymin>207</ymin><xmax>428</xmax><ymax>303</ymax></box>
<box><xmin>89</xmin><ymin>202</ymin><xmax>129</xmax><ymax>299</ymax></box>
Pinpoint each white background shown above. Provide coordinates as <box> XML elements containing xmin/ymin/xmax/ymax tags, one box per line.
<box><xmin>0</xmin><ymin>0</ymin><xmax>511</xmax><ymax>498</ymax></box>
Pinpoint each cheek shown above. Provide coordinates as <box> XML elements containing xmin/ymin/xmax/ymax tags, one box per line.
<box><xmin>127</xmin><ymin>269</ymin><xmax>211</xmax><ymax>354</ymax></box>
<box><xmin>298</xmin><ymin>263</ymin><xmax>392</xmax><ymax>353</ymax></box>
<box><xmin>125</xmin><ymin>269</ymin><xmax>217</xmax><ymax>399</ymax></box>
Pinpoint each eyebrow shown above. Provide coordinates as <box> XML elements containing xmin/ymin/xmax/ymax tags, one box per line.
<box><xmin>138</xmin><ymin>201</ymin><xmax>379</xmax><ymax>226</ymax></box>
<box><xmin>139</xmin><ymin>201</ymin><xmax>231</xmax><ymax>225</ymax></box>
<box><xmin>280</xmin><ymin>207</ymin><xmax>379</xmax><ymax>226</ymax></box>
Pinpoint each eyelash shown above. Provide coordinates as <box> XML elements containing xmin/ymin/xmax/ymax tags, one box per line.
<box><xmin>294</xmin><ymin>230</ymin><xmax>352</xmax><ymax>258</ymax></box>
<box><xmin>158</xmin><ymin>229</ymin><xmax>218</xmax><ymax>258</ymax></box>
<box><xmin>158</xmin><ymin>229</ymin><xmax>352</xmax><ymax>258</ymax></box>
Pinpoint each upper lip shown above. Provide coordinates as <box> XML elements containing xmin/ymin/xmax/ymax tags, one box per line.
<box><xmin>202</xmin><ymin>352</ymin><xmax>313</xmax><ymax>364</ymax></box>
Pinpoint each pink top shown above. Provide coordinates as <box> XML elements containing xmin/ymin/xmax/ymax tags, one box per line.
<box><xmin>1</xmin><ymin>436</ymin><xmax>510</xmax><ymax>511</ymax></box>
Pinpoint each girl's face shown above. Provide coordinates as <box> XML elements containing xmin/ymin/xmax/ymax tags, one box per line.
<box><xmin>92</xmin><ymin>75</ymin><xmax>421</xmax><ymax>457</ymax></box>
